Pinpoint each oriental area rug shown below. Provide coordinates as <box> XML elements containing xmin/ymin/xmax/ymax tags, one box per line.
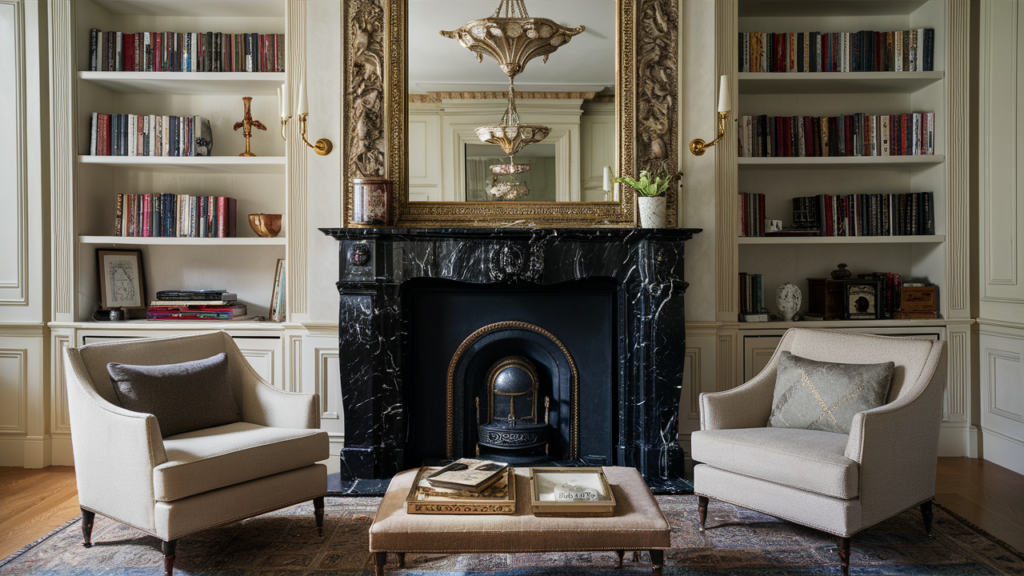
<box><xmin>2</xmin><ymin>496</ymin><xmax>1022</xmax><ymax>575</ymax></box>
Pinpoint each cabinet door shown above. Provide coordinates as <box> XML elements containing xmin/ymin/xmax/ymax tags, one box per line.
<box><xmin>233</xmin><ymin>337</ymin><xmax>283</xmax><ymax>389</ymax></box>
<box><xmin>744</xmin><ymin>336</ymin><xmax>782</xmax><ymax>381</ymax></box>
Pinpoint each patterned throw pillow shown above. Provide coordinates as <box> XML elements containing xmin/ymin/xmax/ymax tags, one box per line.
<box><xmin>768</xmin><ymin>351</ymin><xmax>894</xmax><ymax>434</ymax></box>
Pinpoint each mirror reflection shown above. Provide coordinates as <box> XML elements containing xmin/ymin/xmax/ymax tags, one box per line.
<box><xmin>408</xmin><ymin>0</ymin><xmax>616</xmax><ymax>203</ymax></box>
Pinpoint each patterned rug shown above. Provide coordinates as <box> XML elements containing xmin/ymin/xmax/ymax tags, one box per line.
<box><xmin>2</xmin><ymin>496</ymin><xmax>1022</xmax><ymax>575</ymax></box>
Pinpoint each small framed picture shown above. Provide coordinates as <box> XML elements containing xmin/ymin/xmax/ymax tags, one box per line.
<box><xmin>96</xmin><ymin>249</ymin><xmax>146</xmax><ymax>310</ymax></box>
<box><xmin>844</xmin><ymin>280</ymin><xmax>881</xmax><ymax>320</ymax></box>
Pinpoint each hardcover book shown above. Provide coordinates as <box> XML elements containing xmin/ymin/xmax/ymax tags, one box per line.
<box><xmin>426</xmin><ymin>459</ymin><xmax>510</xmax><ymax>493</ymax></box>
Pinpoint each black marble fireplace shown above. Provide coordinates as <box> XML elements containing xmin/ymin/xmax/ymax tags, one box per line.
<box><xmin>321</xmin><ymin>227</ymin><xmax>700</xmax><ymax>494</ymax></box>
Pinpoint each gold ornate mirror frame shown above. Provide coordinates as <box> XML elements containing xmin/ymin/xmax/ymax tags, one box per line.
<box><xmin>343</xmin><ymin>0</ymin><xmax>678</xmax><ymax>228</ymax></box>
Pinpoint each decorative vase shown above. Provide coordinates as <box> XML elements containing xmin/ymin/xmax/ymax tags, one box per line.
<box><xmin>248</xmin><ymin>213</ymin><xmax>282</xmax><ymax>238</ymax></box>
<box><xmin>352</xmin><ymin>178</ymin><xmax>392</xmax><ymax>226</ymax></box>
<box><xmin>776</xmin><ymin>283</ymin><xmax>802</xmax><ymax>322</ymax></box>
<box><xmin>831</xmin><ymin>263</ymin><xmax>852</xmax><ymax>280</ymax></box>
<box><xmin>637</xmin><ymin>196</ymin><xmax>668</xmax><ymax>228</ymax></box>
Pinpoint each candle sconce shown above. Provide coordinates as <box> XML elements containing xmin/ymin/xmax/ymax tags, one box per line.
<box><xmin>689</xmin><ymin>111</ymin><xmax>730</xmax><ymax>156</ymax></box>
<box><xmin>280</xmin><ymin>115</ymin><xmax>291</xmax><ymax>141</ymax></box>
<box><xmin>299</xmin><ymin>114</ymin><xmax>332</xmax><ymax>156</ymax></box>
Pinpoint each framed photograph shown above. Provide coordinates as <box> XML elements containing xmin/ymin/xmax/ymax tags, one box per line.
<box><xmin>844</xmin><ymin>279</ymin><xmax>881</xmax><ymax>320</ymax></box>
<box><xmin>96</xmin><ymin>249</ymin><xmax>146</xmax><ymax>310</ymax></box>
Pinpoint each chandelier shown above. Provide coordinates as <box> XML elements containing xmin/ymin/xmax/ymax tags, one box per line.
<box><xmin>442</xmin><ymin>0</ymin><xmax>582</xmax><ymax>200</ymax></box>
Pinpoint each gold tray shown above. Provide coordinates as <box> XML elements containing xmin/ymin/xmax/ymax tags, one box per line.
<box><xmin>405</xmin><ymin>466</ymin><xmax>516</xmax><ymax>515</ymax></box>
<box><xmin>529</xmin><ymin>467</ymin><xmax>616</xmax><ymax>517</ymax></box>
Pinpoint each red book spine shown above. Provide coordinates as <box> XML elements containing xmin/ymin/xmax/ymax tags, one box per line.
<box><xmin>142</xmin><ymin>194</ymin><xmax>151</xmax><ymax>237</ymax></box>
<box><xmin>803</xmin><ymin>116</ymin><xmax>813</xmax><ymax>157</ymax></box>
<box><xmin>216</xmin><ymin>197</ymin><xmax>227</xmax><ymax>238</ymax></box>
<box><xmin>154</xmin><ymin>32</ymin><xmax>162</xmax><ymax>72</ymax></box>
<box><xmin>98</xmin><ymin>114</ymin><xmax>111</xmax><ymax>156</ymax></box>
<box><xmin>227</xmin><ymin>198</ymin><xmax>237</xmax><ymax>237</ymax></box>
<box><xmin>900</xmin><ymin>113</ymin><xmax>909</xmax><ymax>156</ymax></box>
<box><xmin>784</xmin><ymin>117</ymin><xmax>792</xmax><ymax>157</ymax></box>
<box><xmin>844</xmin><ymin>116</ymin><xmax>853</xmax><ymax>156</ymax></box>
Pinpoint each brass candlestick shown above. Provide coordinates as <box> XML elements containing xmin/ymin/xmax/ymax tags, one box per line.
<box><xmin>233</xmin><ymin>97</ymin><xmax>267</xmax><ymax>157</ymax></box>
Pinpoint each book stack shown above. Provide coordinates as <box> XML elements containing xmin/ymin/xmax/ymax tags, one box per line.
<box><xmin>737</xmin><ymin>113</ymin><xmax>935</xmax><ymax>158</ymax></box>
<box><xmin>114</xmin><ymin>194</ymin><xmax>237</xmax><ymax>238</ymax></box>
<box><xmin>739</xmin><ymin>273</ymin><xmax>767</xmax><ymax>322</ymax></box>
<box><xmin>89</xmin><ymin>30</ymin><xmax>285</xmax><ymax>72</ymax></box>
<box><xmin>739</xmin><ymin>193</ymin><xmax>766</xmax><ymax>237</ymax></box>
<box><xmin>148</xmin><ymin>289</ymin><xmax>247</xmax><ymax>321</ymax></box>
<box><xmin>738</xmin><ymin>29</ymin><xmax>934</xmax><ymax>73</ymax></box>
<box><xmin>791</xmin><ymin>193</ymin><xmax>934</xmax><ymax>237</ymax></box>
<box><xmin>89</xmin><ymin>114</ymin><xmax>212</xmax><ymax>157</ymax></box>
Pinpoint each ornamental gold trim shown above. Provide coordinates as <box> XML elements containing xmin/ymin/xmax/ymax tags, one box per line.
<box><xmin>445</xmin><ymin>321</ymin><xmax>579</xmax><ymax>460</ymax></box>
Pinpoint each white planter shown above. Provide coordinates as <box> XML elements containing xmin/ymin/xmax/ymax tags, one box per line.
<box><xmin>637</xmin><ymin>196</ymin><xmax>668</xmax><ymax>228</ymax></box>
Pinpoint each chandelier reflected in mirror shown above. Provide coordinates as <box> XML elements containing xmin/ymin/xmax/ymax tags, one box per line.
<box><xmin>442</xmin><ymin>0</ymin><xmax>583</xmax><ymax>200</ymax></box>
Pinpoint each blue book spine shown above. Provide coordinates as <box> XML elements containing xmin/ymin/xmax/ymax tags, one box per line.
<box><xmin>923</xmin><ymin>29</ymin><xmax>934</xmax><ymax>71</ymax></box>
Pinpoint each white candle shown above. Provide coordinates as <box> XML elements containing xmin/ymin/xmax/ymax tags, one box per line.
<box><xmin>297</xmin><ymin>73</ymin><xmax>309</xmax><ymax>115</ymax></box>
<box><xmin>280</xmin><ymin>84</ymin><xmax>290</xmax><ymax>118</ymax></box>
<box><xmin>718</xmin><ymin>74</ymin><xmax>731</xmax><ymax>113</ymax></box>
<box><xmin>603</xmin><ymin>166</ymin><xmax>612</xmax><ymax>192</ymax></box>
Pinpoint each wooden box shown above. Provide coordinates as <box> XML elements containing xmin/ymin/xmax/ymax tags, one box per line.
<box><xmin>806</xmin><ymin>279</ymin><xmax>846</xmax><ymax>321</ymax></box>
<box><xmin>900</xmin><ymin>286</ymin><xmax>938</xmax><ymax>312</ymax></box>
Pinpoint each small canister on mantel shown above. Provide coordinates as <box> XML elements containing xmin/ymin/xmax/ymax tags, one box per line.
<box><xmin>351</xmin><ymin>178</ymin><xmax>392</xmax><ymax>226</ymax></box>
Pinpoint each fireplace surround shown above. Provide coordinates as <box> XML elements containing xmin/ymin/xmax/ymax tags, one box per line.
<box><xmin>321</xmin><ymin>227</ymin><xmax>700</xmax><ymax>493</ymax></box>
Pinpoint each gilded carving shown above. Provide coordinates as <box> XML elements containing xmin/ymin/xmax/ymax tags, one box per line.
<box><xmin>345</xmin><ymin>0</ymin><xmax>387</xmax><ymax>179</ymax></box>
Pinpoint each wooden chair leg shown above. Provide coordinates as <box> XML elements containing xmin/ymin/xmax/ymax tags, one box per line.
<box><xmin>697</xmin><ymin>495</ymin><xmax>709</xmax><ymax>531</ymax></box>
<box><xmin>80</xmin><ymin>508</ymin><xmax>95</xmax><ymax>548</ymax></box>
<box><xmin>921</xmin><ymin>500</ymin><xmax>934</xmax><ymax>536</ymax></box>
<box><xmin>373</xmin><ymin>551</ymin><xmax>387</xmax><ymax>576</ymax></box>
<box><xmin>397</xmin><ymin>552</ymin><xmax>405</xmax><ymax>567</ymax></box>
<box><xmin>837</xmin><ymin>536</ymin><xmax>850</xmax><ymax>576</ymax></box>
<box><xmin>650</xmin><ymin>549</ymin><xmax>664</xmax><ymax>576</ymax></box>
<box><xmin>632</xmin><ymin>550</ymin><xmax>641</xmax><ymax>562</ymax></box>
<box><xmin>615</xmin><ymin>550</ymin><xmax>624</xmax><ymax>568</ymax></box>
<box><xmin>313</xmin><ymin>496</ymin><xmax>325</xmax><ymax>537</ymax></box>
<box><xmin>162</xmin><ymin>540</ymin><xmax>177</xmax><ymax>576</ymax></box>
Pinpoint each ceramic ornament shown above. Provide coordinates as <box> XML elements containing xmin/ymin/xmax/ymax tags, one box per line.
<box><xmin>776</xmin><ymin>283</ymin><xmax>802</xmax><ymax>322</ymax></box>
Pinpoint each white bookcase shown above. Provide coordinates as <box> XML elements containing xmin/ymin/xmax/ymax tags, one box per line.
<box><xmin>715</xmin><ymin>0</ymin><xmax>974</xmax><ymax>455</ymax></box>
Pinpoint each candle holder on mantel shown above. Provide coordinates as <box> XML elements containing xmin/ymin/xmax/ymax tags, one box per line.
<box><xmin>233</xmin><ymin>96</ymin><xmax>267</xmax><ymax>157</ymax></box>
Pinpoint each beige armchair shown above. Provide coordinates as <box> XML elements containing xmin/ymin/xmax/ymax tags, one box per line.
<box><xmin>692</xmin><ymin>328</ymin><xmax>946</xmax><ymax>575</ymax></box>
<box><xmin>64</xmin><ymin>332</ymin><xmax>329</xmax><ymax>576</ymax></box>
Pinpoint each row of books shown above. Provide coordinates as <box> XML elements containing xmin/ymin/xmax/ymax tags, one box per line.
<box><xmin>89</xmin><ymin>114</ymin><xmax>212</xmax><ymax>157</ymax></box>
<box><xmin>147</xmin><ymin>289</ymin><xmax>247</xmax><ymax>321</ymax></box>
<box><xmin>792</xmin><ymin>193</ymin><xmax>936</xmax><ymax>237</ymax></box>
<box><xmin>739</xmin><ymin>193</ymin><xmax>766</xmax><ymax>238</ymax></box>
<box><xmin>738</xmin><ymin>273</ymin><xmax>767</xmax><ymax>321</ymax></box>
<box><xmin>114</xmin><ymin>194</ymin><xmax>238</xmax><ymax>238</ymax></box>
<box><xmin>737</xmin><ymin>113</ymin><xmax>935</xmax><ymax>158</ymax></box>
<box><xmin>89</xmin><ymin>30</ymin><xmax>285</xmax><ymax>73</ymax></box>
<box><xmin>738</xmin><ymin>29</ymin><xmax>934</xmax><ymax>73</ymax></box>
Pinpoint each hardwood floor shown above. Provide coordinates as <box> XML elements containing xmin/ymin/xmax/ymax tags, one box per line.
<box><xmin>0</xmin><ymin>458</ymin><xmax>1021</xmax><ymax>562</ymax></box>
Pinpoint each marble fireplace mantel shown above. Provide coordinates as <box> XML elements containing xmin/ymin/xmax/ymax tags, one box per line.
<box><xmin>321</xmin><ymin>227</ymin><xmax>701</xmax><ymax>493</ymax></box>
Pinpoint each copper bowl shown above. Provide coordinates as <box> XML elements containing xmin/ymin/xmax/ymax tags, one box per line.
<box><xmin>248</xmin><ymin>213</ymin><xmax>282</xmax><ymax>238</ymax></box>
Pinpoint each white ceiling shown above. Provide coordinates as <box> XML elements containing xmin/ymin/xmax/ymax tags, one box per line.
<box><xmin>408</xmin><ymin>0</ymin><xmax>616</xmax><ymax>93</ymax></box>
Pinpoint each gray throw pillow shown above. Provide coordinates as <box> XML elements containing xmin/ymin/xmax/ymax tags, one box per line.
<box><xmin>107</xmin><ymin>352</ymin><xmax>241</xmax><ymax>437</ymax></box>
<box><xmin>768</xmin><ymin>351</ymin><xmax>894</xmax><ymax>434</ymax></box>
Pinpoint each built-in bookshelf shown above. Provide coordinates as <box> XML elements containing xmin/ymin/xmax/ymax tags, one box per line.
<box><xmin>57</xmin><ymin>0</ymin><xmax>291</xmax><ymax>325</ymax></box>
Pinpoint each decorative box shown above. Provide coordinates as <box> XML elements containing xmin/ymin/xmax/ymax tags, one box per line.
<box><xmin>897</xmin><ymin>286</ymin><xmax>939</xmax><ymax>319</ymax></box>
<box><xmin>351</xmin><ymin>177</ymin><xmax>391</xmax><ymax>226</ymax></box>
<box><xmin>405</xmin><ymin>466</ymin><xmax>516</xmax><ymax>515</ymax></box>
<box><xmin>529</xmin><ymin>467</ymin><xmax>616</xmax><ymax>517</ymax></box>
<box><xmin>806</xmin><ymin>279</ymin><xmax>845</xmax><ymax>321</ymax></box>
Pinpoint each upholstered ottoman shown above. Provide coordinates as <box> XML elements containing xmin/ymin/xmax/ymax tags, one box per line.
<box><xmin>369</xmin><ymin>466</ymin><xmax>671</xmax><ymax>575</ymax></box>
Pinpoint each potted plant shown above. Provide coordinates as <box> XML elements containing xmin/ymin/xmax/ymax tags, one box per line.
<box><xmin>613</xmin><ymin>166</ymin><xmax>683</xmax><ymax>228</ymax></box>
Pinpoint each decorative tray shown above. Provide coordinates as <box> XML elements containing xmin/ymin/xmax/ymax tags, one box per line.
<box><xmin>529</xmin><ymin>467</ymin><xmax>616</xmax><ymax>517</ymax></box>
<box><xmin>405</xmin><ymin>466</ymin><xmax>516</xmax><ymax>515</ymax></box>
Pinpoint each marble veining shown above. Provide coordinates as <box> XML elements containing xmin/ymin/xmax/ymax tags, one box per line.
<box><xmin>322</xmin><ymin>227</ymin><xmax>701</xmax><ymax>490</ymax></box>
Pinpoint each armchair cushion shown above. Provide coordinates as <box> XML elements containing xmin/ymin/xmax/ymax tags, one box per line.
<box><xmin>691</xmin><ymin>427</ymin><xmax>859</xmax><ymax>499</ymax></box>
<box><xmin>769</xmin><ymin>351</ymin><xmax>894</xmax><ymax>434</ymax></box>
<box><xmin>107</xmin><ymin>352</ymin><xmax>241</xmax><ymax>437</ymax></box>
<box><xmin>154</xmin><ymin>422</ymin><xmax>329</xmax><ymax>502</ymax></box>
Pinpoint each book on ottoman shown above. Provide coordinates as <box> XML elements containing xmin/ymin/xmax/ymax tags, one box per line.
<box><xmin>427</xmin><ymin>458</ymin><xmax>509</xmax><ymax>492</ymax></box>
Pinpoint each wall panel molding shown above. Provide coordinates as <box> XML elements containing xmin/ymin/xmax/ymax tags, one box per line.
<box><xmin>314</xmin><ymin>346</ymin><xmax>340</xmax><ymax>420</ymax></box>
<box><xmin>50</xmin><ymin>332</ymin><xmax>71</xmax><ymax>434</ymax></box>
<box><xmin>0</xmin><ymin>349</ymin><xmax>28</xmax><ymax>434</ymax></box>
<box><xmin>0</xmin><ymin>0</ymin><xmax>28</xmax><ymax>305</ymax></box>
<box><xmin>944</xmin><ymin>0</ymin><xmax>971</xmax><ymax>316</ymax></box>
<box><xmin>684</xmin><ymin>347</ymin><xmax>701</xmax><ymax>420</ymax></box>
<box><xmin>287</xmin><ymin>0</ymin><xmax>308</xmax><ymax>317</ymax></box>
<box><xmin>46</xmin><ymin>0</ymin><xmax>74</xmax><ymax>321</ymax></box>
<box><xmin>714</xmin><ymin>0</ymin><xmax>737</xmax><ymax>321</ymax></box>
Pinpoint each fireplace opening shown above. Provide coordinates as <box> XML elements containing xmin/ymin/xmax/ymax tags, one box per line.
<box><xmin>402</xmin><ymin>278</ymin><xmax>617</xmax><ymax>469</ymax></box>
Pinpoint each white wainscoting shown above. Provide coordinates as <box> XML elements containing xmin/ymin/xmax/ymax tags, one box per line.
<box><xmin>301</xmin><ymin>333</ymin><xmax>345</xmax><ymax>458</ymax></box>
<box><xmin>979</xmin><ymin>326</ymin><xmax>1024</xmax><ymax>475</ymax></box>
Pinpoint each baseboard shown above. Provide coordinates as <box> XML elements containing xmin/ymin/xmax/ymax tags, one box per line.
<box><xmin>938</xmin><ymin>423</ymin><xmax>979</xmax><ymax>457</ymax></box>
<box><xmin>0</xmin><ymin>437</ymin><xmax>25</xmax><ymax>466</ymax></box>
<box><xmin>980</xmin><ymin>427</ymin><xmax>1024</xmax><ymax>476</ymax></box>
<box><xmin>51</xmin><ymin>435</ymin><xmax>74</xmax><ymax>466</ymax></box>
<box><xmin>22</xmin><ymin>436</ymin><xmax>52</xmax><ymax>468</ymax></box>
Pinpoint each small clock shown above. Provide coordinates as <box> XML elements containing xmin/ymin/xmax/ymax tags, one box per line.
<box><xmin>844</xmin><ymin>280</ymin><xmax>881</xmax><ymax>320</ymax></box>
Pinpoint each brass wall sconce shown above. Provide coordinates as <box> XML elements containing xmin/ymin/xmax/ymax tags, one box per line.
<box><xmin>299</xmin><ymin>113</ymin><xmax>333</xmax><ymax>156</ymax></box>
<box><xmin>286</xmin><ymin>75</ymin><xmax>333</xmax><ymax>155</ymax></box>
<box><xmin>689</xmin><ymin>75</ymin><xmax>731</xmax><ymax>156</ymax></box>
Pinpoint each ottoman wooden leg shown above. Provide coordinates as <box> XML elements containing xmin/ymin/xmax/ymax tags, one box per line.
<box><xmin>632</xmin><ymin>550</ymin><xmax>641</xmax><ymax>562</ymax></box>
<box><xmin>81</xmin><ymin>508</ymin><xmax>95</xmax><ymax>548</ymax></box>
<box><xmin>615</xmin><ymin>550</ymin><xmax>624</xmax><ymax>568</ymax></box>
<box><xmin>698</xmin><ymin>495</ymin><xmax>709</xmax><ymax>531</ymax></box>
<box><xmin>650</xmin><ymin>549</ymin><xmax>664</xmax><ymax>576</ymax></box>
<box><xmin>397</xmin><ymin>552</ymin><xmax>405</xmax><ymax>567</ymax></box>
<box><xmin>373</xmin><ymin>551</ymin><xmax>387</xmax><ymax>575</ymax></box>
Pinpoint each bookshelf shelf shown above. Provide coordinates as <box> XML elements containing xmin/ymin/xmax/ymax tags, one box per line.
<box><xmin>736</xmin><ymin>318</ymin><xmax>952</xmax><ymax>330</ymax></box>
<box><xmin>79</xmin><ymin>236</ymin><xmax>287</xmax><ymax>246</ymax></box>
<box><xmin>78</xmin><ymin>155</ymin><xmax>286</xmax><ymax>174</ymax></box>
<box><xmin>736</xmin><ymin>1</ymin><xmax>929</xmax><ymax>18</ymax></box>
<box><xmin>79</xmin><ymin>72</ymin><xmax>287</xmax><ymax>95</ymax></box>
<box><xmin>91</xmin><ymin>0</ymin><xmax>284</xmax><ymax>18</ymax></box>
<box><xmin>738</xmin><ymin>235</ymin><xmax>945</xmax><ymax>245</ymax></box>
<box><xmin>68</xmin><ymin>320</ymin><xmax>287</xmax><ymax>331</ymax></box>
<box><xmin>738</xmin><ymin>72</ymin><xmax>943</xmax><ymax>94</ymax></box>
<box><xmin>738</xmin><ymin>155</ymin><xmax>945</xmax><ymax>169</ymax></box>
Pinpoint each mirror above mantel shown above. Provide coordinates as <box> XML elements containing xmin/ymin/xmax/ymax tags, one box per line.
<box><xmin>342</xmin><ymin>0</ymin><xmax>680</xmax><ymax>227</ymax></box>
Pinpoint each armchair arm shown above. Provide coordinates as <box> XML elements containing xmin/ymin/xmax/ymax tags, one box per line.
<box><xmin>227</xmin><ymin>344</ymin><xmax>320</xmax><ymax>429</ymax></box>
<box><xmin>844</xmin><ymin>342</ymin><xmax>946</xmax><ymax>527</ymax></box>
<box><xmin>699</xmin><ymin>367</ymin><xmax>776</xmax><ymax>430</ymax></box>
<box><xmin>64</xmin><ymin>351</ymin><xmax>167</xmax><ymax>532</ymax></box>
